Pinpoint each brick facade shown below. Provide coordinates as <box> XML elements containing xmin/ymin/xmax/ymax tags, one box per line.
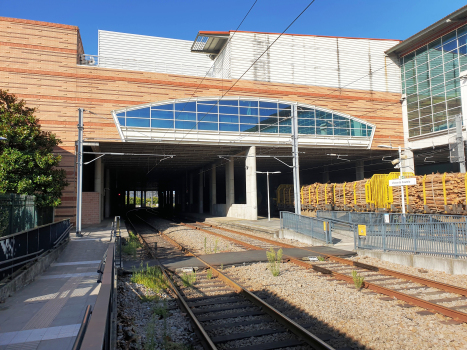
<box><xmin>0</xmin><ymin>17</ymin><xmax>404</xmax><ymax>223</ymax></box>
<box><xmin>81</xmin><ymin>192</ymin><xmax>100</xmax><ymax>225</ymax></box>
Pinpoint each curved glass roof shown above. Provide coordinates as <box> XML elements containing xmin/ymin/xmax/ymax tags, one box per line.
<box><xmin>114</xmin><ymin>97</ymin><xmax>374</xmax><ymax>137</ymax></box>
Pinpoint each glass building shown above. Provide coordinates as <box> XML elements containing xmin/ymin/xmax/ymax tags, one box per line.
<box><xmin>401</xmin><ymin>24</ymin><xmax>467</xmax><ymax>137</ymax></box>
<box><xmin>114</xmin><ymin>98</ymin><xmax>373</xmax><ymax>138</ymax></box>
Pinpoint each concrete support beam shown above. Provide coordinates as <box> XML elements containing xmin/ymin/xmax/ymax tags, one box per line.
<box><xmin>245</xmin><ymin>146</ymin><xmax>258</xmax><ymax>220</ymax></box>
<box><xmin>356</xmin><ymin>160</ymin><xmax>364</xmax><ymax>180</ymax></box>
<box><xmin>401</xmin><ymin>95</ymin><xmax>415</xmax><ymax>173</ymax></box>
<box><xmin>189</xmin><ymin>173</ymin><xmax>193</xmax><ymax>211</ymax></box>
<box><xmin>211</xmin><ymin>165</ymin><xmax>216</xmax><ymax>213</ymax></box>
<box><xmin>226</xmin><ymin>158</ymin><xmax>235</xmax><ymax>208</ymax></box>
<box><xmin>198</xmin><ymin>170</ymin><xmax>203</xmax><ymax>214</ymax></box>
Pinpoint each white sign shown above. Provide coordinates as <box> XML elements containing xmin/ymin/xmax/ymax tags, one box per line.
<box><xmin>384</xmin><ymin>214</ymin><xmax>390</xmax><ymax>223</ymax></box>
<box><xmin>389</xmin><ymin>178</ymin><xmax>417</xmax><ymax>187</ymax></box>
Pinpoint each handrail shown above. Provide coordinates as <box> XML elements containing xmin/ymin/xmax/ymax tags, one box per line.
<box><xmin>72</xmin><ymin>305</ymin><xmax>92</xmax><ymax>350</ymax></box>
<box><xmin>0</xmin><ymin>219</ymin><xmax>70</xmax><ymax>241</ymax></box>
<box><xmin>80</xmin><ymin>244</ymin><xmax>115</xmax><ymax>350</ymax></box>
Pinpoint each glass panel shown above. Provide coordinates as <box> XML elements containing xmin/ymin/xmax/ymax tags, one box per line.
<box><xmin>298</xmin><ymin>118</ymin><xmax>314</xmax><ymax>127</ymax></box>
<box><xmin>259</xmin><ymin>101</ymin><xmax>277</xmax><ymax>109</ymax></box>
<box><xmin>417</xmin><ymin>62</ymin><xmax>429</xmax><ymax>74</ymax></box>
<box><xmin>334</xmin><ymin>127</ymin><xmax>350</xmax><ymax>136</ymax></box>
<box><xmin>420</xmin><ymin>115</ymin><xmax>432</xmax><ymax>125</ymax></box>
<box><xmin>442</xmin><ymin>31</ymin><xmax>457</xmax><ymax>44</ymax></box>
<box><xmin>219</xmin><ymin>106</ymin><xmax>238</xmax><ymax>115</ymax></box>
<box><xmin>407</xmin><ymin>94</ymin><xmax>418</xmax><ymax>105</ymax></box>
<box><xmin>175</xmin><ymin>112</ymin><xmax>196</xmax><ymax>121</ymax></box>
<box><xmin>408</xmin><ymin>110</ymin><xmax>419</xmax><ymax>121</ymax></box>
<box><xmin>279</xmin><ymin>118</ymin><xmax>291</xmax><ymax>125</ymax></box>
<box><xmin>259</xmin><ymin>108</ymin><xmax>278</xmax><ymax>117</ymax></box>
<box><xmin>197</xmin><ymin>103</ymin><xmax>218</xmax><ymax>113</ymax></box>
<box><xmin>116</xmin><ymin>112</ymin><xmax>125</xmax><ymax>117</ymax></box>
<box><xmin>430</xmin><ymin>64</ymin><xmax>444</xmax><ymax>77</ymax></box>
<box><xmin>459</xmin><ymin>34</ymin><xmax>467</xmax><ymax>47</ymax></box>
<box><xmin>405</xmin><ymin>76</ymin><xmax>417</xmax><ymax>87</ymax></box>
<box><xmin>445</xmin><ymin>78</ymin><xmax>460</xmax><ymax>91</ymax></box>
<box><xmin>151</xmin><ymin>119</ymin><xmax>173</xmax><ymax>128</ymax></box>
<box><xmin>404</xmin><ymin>68</ymin><xmax>416</xmax><ymax>79</ymax></box>
<box><xmin>431</xmin><ymin>84</ymin><xmax>445</xmax><ymax>96</ymax></box>
<box><xmin>298</xmin><ymin>109</ymin><xmax>315</xmax><ymax>118</ymax></box>
<box><xmin>152</xmin><ymin>104</ymin><xmax>173</xmax><ymax>111</ymax></box>
<box><xmin>403</xmin><ymin>52</ymin><xmax>415</xmax><ymax>70</ymax></box>
<box><xmin>444</xmin><ymin>59</ymin><xmax>459</xmax><ymax>72</ymax></box>
<box><xmin>317</xmin><ymin>121</ymin><xmax>333</xmax><ymax>135</ymax></box>
<box><xmin>428</xmin><ymin>47</ymin><xmax>442</xmax><ymax>60</ymax></box>
<box><xmin>406</xmin><ymin>85</ymin><xmax>417</xmax><ymax>95</ymax></box>
<box><xmin>448</xmin><ymin>106</ymin><xmax>462</xmax><ymax>116</ymax></box>
<box><xmin>279</xmin><ymin>126</ymin><xmax>292</xmax><ymax>134</ymax></box>
<box><xmin>240</xmin><ymin>107</ymin><xmax>258</xmax><ymax>116</ymax></box>
<box><xmin>409</xmin><ymin>127</ymin><xmax>420</xmax><ymax>137</ymax></box>
<box><xmin>433</xmin><ymin>120</ymin><xmax>447</xmax><ymax>132</ymax></box>
<box><xmin>151</xmin><ymin>110</ymin><xmax>173</xmax><ymax>119</ymax></box>
<box><xmin>261</xmin><ymin>125</ymin><xmax>278</xmax><ymax>133</ymax></box>
<box><xmin>418</xmin><ymin>97</ymin><xmax>432</xmax><ymax>109</ymax></box>
<box><xmin>417</xmin><ymin>70</ymin><xmax>430</xmax><ymax>83</ymax></box>
<box><xmin>198</xmin><ymin>113</ymin><xmax>218</xmax><ymax>122</ymax></box>
<box><xmin>446</xmin><ymin>87</ymin><xmax>461</xmax><ymax>99</ymax></box>
<box><xmin>421</xmin><ymin>123</ymin><xmax>433</xmax><ymax>134</ymax></box>
<box><xmin>240</xmin><ymin>116</ymin><xmax>258</xmax><ymax>124</ymax></box>
<box><xmin>433</xmin><ymin>111</ymin><xmax>447</xmax><ymax>122</ymax></box>
<box><xmin>458</xmin><ymin>25</ymin><xmax>467</xmax><ymax>37</ymax></box>
<box><xmin>118</xmin><ymin>117</ymin><xmax>125</xmax><ymax>126</ymax></box>
<box><xmin>127</xmin><ymin>108</ymin><xmax>150</xmax><ymax>118</ymax></box>
<box><xmin>219</xmin><ymin>114</ymin><xmax>238</xmax><ymax>123</ymax></box>
<box><xmin>432</xmin><ymin>91</ymin><xmax>446</xmax><ymax>104</ymax></box>
<box><xmin>430</xmin><ymin>74</ymin><xmax>444</xmax><ymax>87</ymax></box>
<box><xmin>174</xmin><ymin>102</ymin><xmax>196</xmax><ymax>112</ymax></box>
<box><xmin>408</xmin><ymin>119</ymin><xmax>419</xmax><ymax>129</ymax></box>
<box><xmin>219</xmin><ymin>123</ymin><xmax>239</xmax><ymax>132</ymax></box>
<box><xmin>198</xmin><ymin>122</ymin><xmax>218</xmax><ymax>131</ymax></box>
<box><xmin>432</xmin><ymin>101</ymin><xmax>446</xmax><ymax>114</ymax></box>
<box><xmin>446</xmin><ymin>97</ymin><xmax>461</xmax><ymax>110</ymax></box>
<box><xmin>260</xmin><ymin>116</ymin><xmax>278</xmax><ymax>125</ymax></box>
<box><xmin>278</xmin><ymin>103</ymin><xmax>291</xmax><ymax>110</ymax></box>
<box><xmin>459</xmin><ymin>47</ymin><xmax>467</xmax><ymax>65</ymax></box>
<box><xmin>415</xmin><ymin>47</ymin><xmax>428</xmax><ymax>65</ymax></box>
<box><xmin>126</xmin><ymin>118</ymin><xmax>150</xmax><ymax>127</ymax></box>
<box><xmin>419</xmin><ymin>105</ymin><xmax>432</xmax><ymax>117</ymax></box>
<box><xmin>218</xmin><ymin>100</ymin><xmax>238</xmax><ymax>106</ymax></box>
<box><xmin>417</xmin><ymin>79</ymin><xmax>430</xmax><ymax>92</ymax></box>
<box><xmin>298</xmin><ymin>127</ymin><xmax>315</xmax><ymax>135</ymax></box>
<box><xmin>240</xmin><ymin>124</ymin><xmax>259</xmax><ymax>132</ymax></box>
<box><xmin>239</xmin><ymin>100</ymin><xmax>258</xmax><ymax>107</ymax></box>
<box><xmin>175</xmin><ymin>121</ymin><xmax>196</xmax><ymax>129</ymax></box>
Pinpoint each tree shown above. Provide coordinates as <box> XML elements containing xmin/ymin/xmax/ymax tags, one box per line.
<box><xmin>0</xmin><ymin>90</ymin><xmax>68</xmax><ymax>207</ymax></box>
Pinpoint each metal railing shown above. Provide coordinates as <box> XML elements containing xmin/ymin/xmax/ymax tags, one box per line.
<box><xmin>79</xmin><ymin>243</ymin><xmax>117</xmax><ymax>350</ymax></box>
<box><xmin>317</xmin><ymin>210</ymin><xmax>467</xmax><ymax>225</ymax></box>
<box><xmin>78</xmin><ymin>54</ymin><xmax>227</xmax><ymax>78</ymax></box>
<box><xmin>280</xmin><ymin>212</ymin><xmax>333</xmax><ymax>244</ymax></box>
<box><xmin>0</xmin><ymin>219</ymin><xmax>71</xmax><ymax>280</ymax></box>
<box><xmin>356</xmin><ymin>222</ymin><xmax>467</xmax><ymax>259</ymax></box>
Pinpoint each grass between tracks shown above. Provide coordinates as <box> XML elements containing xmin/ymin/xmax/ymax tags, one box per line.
<box><xmin>131</xmin><ymin>264</ymin><xmax>168</xmax><ymax>295</ymax></box>
<box><xmin>122</xmin><ymin>232</ymin><xmax>142</xmax><ymax>257</ymax></box>
<box><xmin>267</xmin><ymin>248</ymin><xmax>283</xmax><ymax>277</ymax></box>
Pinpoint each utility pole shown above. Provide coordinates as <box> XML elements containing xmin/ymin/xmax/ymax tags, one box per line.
<box><xmin>456</xmin><ymin>114</ymin><xmax>466</xmax><ymax>173</ymax></box>
<box><xmin>76</xmin><ymin>108</ymin><xmax>84</xmax><ymax>236</ymax></box>
<box><xmin>398</xmin><ymin>146</ymin><xmax>406</xmax><ymax>218</ymax></box>
<box><xmin>291</xmin><ymin>104</ymin><xmax>301</xmax><ymax>215</ymax></box>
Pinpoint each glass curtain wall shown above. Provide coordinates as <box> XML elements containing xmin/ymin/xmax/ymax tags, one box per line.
<box><xmin>401</xmin><ymin>24</ymin><xmax>467</xmax><ymax>137</ymax></box>
<box><xmin>116</xmin><ymin>99</ymin><xmax>373</xmax><ymax>137</ymax></box>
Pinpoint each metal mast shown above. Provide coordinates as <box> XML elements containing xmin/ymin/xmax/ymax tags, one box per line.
<box><xmin>291</xmin><ymin>104</ymin><xmax>301</xmax><ymax>214</ymax></box>
<box><xmin>76</xmin><ymin>108</ymin><xmax>84</xmax><ymax>236</ymax></box>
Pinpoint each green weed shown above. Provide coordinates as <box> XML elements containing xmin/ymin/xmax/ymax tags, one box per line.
<box><xmin>351</xmin><ymin>270</ymin><xmax>365</xmax><ymax>290</ymax></box>
<box><xmin>131</xmin><ymin>264</ymin><xmax>168</xmax><ymax>293</ymax></box>
<box><xmin>181</xmin><ymin>271</ymin><xmax>196</xmax><ymax>287</ymax></box>
<box><xmin>122</xmin><ymin>232</ymin><xmax>141</xmax><ymax>257</ymax></box>
<box><xmin>266</xmin><ymin>248</ymin><xmax>283</xmax><ymax>277</ymax></box>
<box><xmin>317</xmin><ymin>256</ymin><xmax>325</xmax><ymax>261</ymax></box>
<box><xmin>206</xmin><ymin>268</ymin><xmax>213</xmax><ymax>280</ymax></box>
<box><xmin>220</xmin><ymin>263</ymin><xmax>223</xmax><ymax>271</ymax></box>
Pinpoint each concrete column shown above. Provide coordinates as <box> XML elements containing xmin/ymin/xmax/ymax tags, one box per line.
<box><xmin>401</xmin><ymin>95</ymin><xmax>415</xmax><ymax>173</ymax></box>
<box><xmin>94</xmin><ymin>157</ymin><xmax>103</xmax><ymax>222</ymax></box>
<box><xmin>245</xmin><ymin>146</ymin><xmax>258</xmax><ymax>220</ymax></box>
<box><xmin>104</xmin><ymin>169</ymin><xmax>110</xmax><ymax>218</ymax></box>
<box><xmin>226</xmin><ymin>158</ymin><xmax>235</xmax><ymax>208</ymax></box>
<box><xmin>211</xmin><ymin>165</ymin><xmax>216</xmax><ymax>214</ymax></box>
<box><xmin>356</xmin><ymin>160</ymin><xmax>364</xmax><ymax>180</ymax></box>
<box><xmin>323</xmin><ymin>165</ymin><xmax>329</xmax><ymax>183</ymax></box>
<box><xmin>198</xmin><ymin>170</ymin><xmax>204</xmax><ymax>214</ymax></box>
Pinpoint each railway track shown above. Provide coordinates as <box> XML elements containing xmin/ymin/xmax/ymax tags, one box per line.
<box><xmin>140</xmin><ymin>210</ymin><xmax>467</xmax><ymax>324</ymax></box>
<box><xmin>126</xmin><ymin>212</ymin><xmax>337</xmax><ymax>350</ymax></box>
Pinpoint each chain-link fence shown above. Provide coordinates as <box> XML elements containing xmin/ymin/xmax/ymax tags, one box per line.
<box><xmin>0</xmin><ymin>194</ymin><xmax>54</xmax><ymax>236</ymax></box>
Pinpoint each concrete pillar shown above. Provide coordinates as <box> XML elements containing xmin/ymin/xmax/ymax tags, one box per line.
<box><xmin>356</xmin><ymin>160</ymin><xmax>364</xmax><ymax>180</ymax></box>
<box><xmin>104</xmin><ymin>168</ymin><xmax>110</xmax><ymax>218</ymax></box>
<box><xmin>226</xmin><ymin>158</ymin><xmax>235</xmax><ymax>208</ymax></box>
<box><xmin>401</xmin><ymin>95</ymin><xmax>415</xmax><ymax>173</ymax></box>
<box><xmin>199</xmin><ymin>170</ymin><xmax>204</xmax><ymax>214</ymax></box>
<box><xmin>323</xmin><ymin>165</ymin><xmax>330</xmax><ymax>183</ymax></box>
<box><xmin>94</xmin><ymin>157</ymin><xmax>103</xmax><ymax>222</ymax></box>
<box><xmin>245</xmin><ymin>146</ymin><xmax>258</xmax><ymax>220</ymax></box>
<box><xmin>211</xmin><ymin>165</ymin><xmax>216</xmax><ymax>214</ymax></box>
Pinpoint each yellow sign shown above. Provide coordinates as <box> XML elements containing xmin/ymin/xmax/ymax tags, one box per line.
<box><xmin>358</xmin><ymin>224</ymin><xmax>367</xmax><ymax>236</ymax></box>
<box><xmin>323</xmin><ymin>222</ymin><xmax>327</xmax><ymax>231</ymax></box>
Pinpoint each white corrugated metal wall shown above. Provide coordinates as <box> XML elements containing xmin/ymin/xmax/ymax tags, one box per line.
<box><xmin>213</xmin><ymin>32</ymin><xmax>400</xmax><ymax>93</ymax></box>
<box><xmin>98</xmin><ymin>30</ymin><xmax>213</xmax><ymax>76</ymax></box>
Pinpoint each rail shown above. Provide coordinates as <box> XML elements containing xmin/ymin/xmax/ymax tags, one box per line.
<box><xmin>317</xmin><ymin>210</ymin><xmax>467</xmax><ymax>224</ymax></box>
<box><xmin>78</xmin><ymin>54</ymin><xmax>227</xmax><ymax>78</ymax></box>
<box><xmin>356</xmin><ymin>222</ymin><xmax>467</xmax><ymax>258</ymax></box>
<box><xmin>280</xmin><ymin>211</ymin><xmax>334</xmax><ymax>244</ymax></box>
<box><xmin>79</xmin><ymin>243</ymin><xmax>117</xmax><ymax>349</ymax></box>
<box><xmin>0</xmin><ymin>219</ymin><xmax>71</xmax><ymax>280</ymax></box>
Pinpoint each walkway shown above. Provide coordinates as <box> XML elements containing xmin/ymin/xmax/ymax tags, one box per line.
<box><xmin>0</xmin><ymin>221</ymin><xmax>112</xmax><ymax>350</ymax></box>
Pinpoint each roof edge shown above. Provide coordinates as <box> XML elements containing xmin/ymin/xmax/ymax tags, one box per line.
<box><xmin>0</xmin><ymin>16</ymin><xmax>79</xmax><ymax>30</ymax></box>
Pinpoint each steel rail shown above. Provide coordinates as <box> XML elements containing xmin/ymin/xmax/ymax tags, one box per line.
<box><xmin>196</xmin><ymin>221</ymin><xmax>467</xmax><ymax>298</ymax></box>
<box><xmin>192</xmin><ymin>221</ymin><xmax>467</xmax><ymax>323</ymax></box>
<box><xmin>133</xmin><ymin>214</ymin><xmax>334</xmax><ymax>350</ymax></box>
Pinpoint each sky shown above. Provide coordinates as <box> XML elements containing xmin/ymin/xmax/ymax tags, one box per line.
<box><xmin>2</xmin><ymin>0</ymin><xmax>467</xmax><ymax>55</ymax></box>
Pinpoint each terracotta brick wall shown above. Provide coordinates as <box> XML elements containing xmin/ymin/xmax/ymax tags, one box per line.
<box><xmin>82</xmin><ymin>192</ymin><xmax>100</xmax><ymax>225</ymax></box>
<box><xmin>0</xmin><ymin>17</ymin><xmax>404</xmax><ymax>223</ymax></box>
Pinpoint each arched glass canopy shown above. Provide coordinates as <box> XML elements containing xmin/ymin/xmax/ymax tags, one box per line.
<box><xmin>113</xmin><ymin>97</ymin><xmax>374</xmax><ymax>139</ymax></box>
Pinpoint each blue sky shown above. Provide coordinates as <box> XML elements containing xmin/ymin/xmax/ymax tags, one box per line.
<box><xmin>2</xmin><ymin>0</ymin><xmax>467</xmax><ymax>54</ymax></box>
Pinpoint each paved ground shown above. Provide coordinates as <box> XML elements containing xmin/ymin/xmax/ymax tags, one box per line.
<box><xmin>0</xmin><ymin>221</ymin><xmax>112</xmax><ymax>350</ymax></box>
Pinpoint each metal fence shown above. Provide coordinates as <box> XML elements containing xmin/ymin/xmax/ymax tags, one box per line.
<box><xmin>0</xmin><ymin>194</ymin><xmax>54</xmax><ymax>236</ymax></box>
<box><xmin>317</xmin><ymin>210</ymin><xmax>467</xmax><ymax>225</ymax></box>
<box><xmin>356</xmin><ymin>222</ymin><xmax>467</xmax><ymax>259</ymax></box>
<box><xmin>0</xmin><ymin>219</ymin><xmax>71</xmax><ymax>280</ymax></box>
<box><xmin>280</xmin><ymin>212</ymin><xmax>333</xmax><ymax>244</ymax></box>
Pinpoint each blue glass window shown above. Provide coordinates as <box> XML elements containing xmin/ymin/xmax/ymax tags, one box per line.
<box><xmin>198</xmin><ymin>113</ymin><xmax>218</xmax><ymax>122</ymax></box>
<box><xmin>118</xmin><ymin>117</ymin><xmax>125</xmax><ymax>126</ymax></box>
<box><xmin>219</xmin><ymin>123</ymin><xmax>238</xmax><ymax>132</ymax></box>
<box><xmin>175</xmin><ymin>121</ymin><xmax>196</xmax><ymax>129</ymax></box>
<box><xmin>152</xmin><ymin>110</ymin><xmax>173</xmax><ymax>120</ymax></box>
<box><xmin>198</xmin><ymin>122</ymin><xmax>218</xmax><ymax>131</ymax></box>
<box><xmin>219</xmin><ymin>106</ymin><xmax>238</xmax><ymax>115</ymax></box>
<box><xmin>127</xmin><ymin>108</ymin><xmax>150</xmax><ymax>118</ymax></box>
<box><xmin>240</xmin><ymin>100</ymin><xmax>258</xmax><ymax>107</ymax></box>
<box><xmin>126</xmin><ymin>118</ymin><xmax>150</xmax><ymax>127</ymax></box>
<box><xmin>279</xmin><ymin>126</ymin><xmax>292</xmax><ymax>133</ymax></box>
<box><xmin>219</xmin><ymin>100</ymin><xmax>238</xmax><ymax>106</ymax></box>
<box><xmin>261</xmin><ymin>125</ymin><xmax>278</xmax><ymax>133</ymax></box>
<box><xmin>240</xmin><ymin>116</ymin><xmax>258</xmax><ymax>124</ymax></box>
<box><xmin>198</xmin><ymin>104</ymin><xmax>218</xmax><ymax>113</ymax></box>
<box><xmin>240</xmin><ymin>124</ymin><xmax>259</xmax><ymax>132</ymax></box>
<box><xmin>219</xmin><ymin>115</ymin><xmax>238</xmax><ymax>123</ymax></box>
<box><xmin>298</xmin><ymin>118</ymin><xmax>314</xmax><ymax>127</ymax></box>
<box><xmin>175</xmin><ymin>112</ymin><xmax>196</xmax><ymax>121</ymax></box>
<box><xmin>116</xmin><ymin>112</ymin><xmax>125</xmax><ymax>117</ymax></box>
<box><xmin>151</xmin><ymin>119</ymin><xmax>174</xmax><ymax>128</ymax></box>
<box><xmin>152</xmin><ymin>104</ymin><xmax>173</xmax><ymax>110</ymax></box>
<box><xmin>259</xmin><ymin>109</ymin><xmax>277</xmax><ymax>117</ymax></box>
<box><xmin>298</xmin><ymin>127</ymin><xmax>315</xmax><ymax>135</ymax></box>
<box><xmin>175</xmin><ymin>102</ymin><xmax>196</xmax><ymax>112</ymax></box>
<box><xmin>240</xmin><ymin>107</ymin><xmax>257</xmax><ymax>116</ymax></box>
<box><xmin>260</xmin><ymin>116</ymin><xmax>277</xmax><ymax>124</ymax></box>
<box><xmin>259</xmin><ymin>101</ymin><xmax>276</xmax><ymax>109</ymax></box>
